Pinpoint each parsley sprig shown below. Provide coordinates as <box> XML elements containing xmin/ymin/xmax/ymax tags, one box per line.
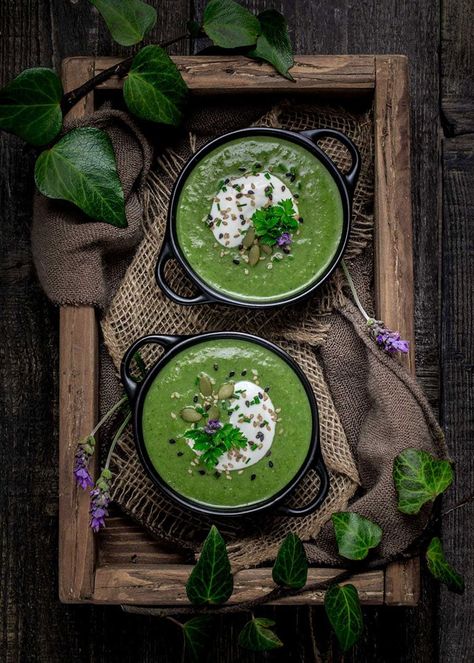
<box><xmin>184</xmin><ymin>423</ymin><xmax>248</xmax><ymax>470</ymax></box>
<box><xmin>251</xmin><ymin>198</ymin><xmax>299</xmax><ymax>246</ymax></box>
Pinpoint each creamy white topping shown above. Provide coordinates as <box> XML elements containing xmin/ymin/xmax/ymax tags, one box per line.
<box><xmin>208</xmin><ymin>172</ymin><xmax>298</xmax><ymax>248</ymax></box>
<box><xmin>187</xmin><ymin>380</ymin><xmax>277</xmax><ymax>472</ymax></box>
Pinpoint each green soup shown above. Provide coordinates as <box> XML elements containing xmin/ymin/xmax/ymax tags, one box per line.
<box><xmin>176</xmin><ymin>136</ymin><xmax>344</xmax><ymax>303</ymax></box>
<box><xmin>141</xmin><ymin>339</ymin><xmax>313</xmax><ymax>508</ymax></box>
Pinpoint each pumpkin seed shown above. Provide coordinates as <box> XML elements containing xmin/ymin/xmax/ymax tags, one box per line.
<box><xmin>218</xmin><ymin>383</ymin><xmax>235</xmax><ymax>400</ymax></box>
<box><xmin>242</xmin><ymin>226</ymin><xmax>255</xmax><ymax>248</ymax></box>
<box><xmin>248</xmin><ymin>244</ymin><xmax>260</xmax><ymax>266</ymax></box>
<box><xmin>261</xmin><ymin>244</ymin><xmax>272</xmax><ymax>255</ymax></box>
<box><xmin>199</xmin><ymin>374</ymin><xmax>213</xmax><ymax>396</ymax></box>
<box><xmin>207</xmin><ymin>405</ymin><xmax>220</xmax><ymax>420</ymax></box>
<box><xmin>180</xmin><ymin>407</ymin><xmax>202</xmax><ymax>423</ymax></box>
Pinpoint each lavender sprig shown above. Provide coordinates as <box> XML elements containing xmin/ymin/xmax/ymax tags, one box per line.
<box><xmin>72</xmin><ymin>395</ymin><xmax>128</xmax><ymax>491</ymax></box>
<box><xmin>277</xmin><ymin>232</ymin><xmax>292</xmax><ymax>247</ymax></box>
<box><xmin>89</xmin><ymin>410</ymin><xmax>132</xmax><ymax>532</ymax></box>
<box><xmin>73</xmin><ymin>435</ymin><xmax>95</xmax><ymax>490</ymax></box>
<box><xmin>90</xmin><ymin>469</ymin><xmax>112</xmax><ymax>532</ymax></box>
<box><xmin>341</xmin><ymin>260</ymin><xmax>409</xmax><ymax>356</ymax></box>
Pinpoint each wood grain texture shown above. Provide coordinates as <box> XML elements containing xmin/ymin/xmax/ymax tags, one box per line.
<box><xmin>93</xmin><ymin>566</ymin><xmax>385</xmax><ymax>605</ymax></box>
<box><xmin>441</xmin><ymin>0</ymin><xmax>474</xmax><ymax>134</ymax></box>
<box><xmin>439</xmin><ymin>135</ymin><xmax>474</xmax><ymax>662</ymax></box>
<box><xmin>58</xmin><ymin>59</ymin><xmax>98</xmax><ymax>603</ymax></box>
<box><xmin>91</xmin><ymin>54</ymin><xmax>376</xmax><ymax>91</ymax></box>
<box><xmin>374</xmin><ymin>55</ymin><xmax>415</xmax><ymax>372</ymax></box>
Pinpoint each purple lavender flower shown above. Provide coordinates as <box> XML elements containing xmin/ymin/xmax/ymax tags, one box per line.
<box><xmin>73</xmin><ymin>436</ymin><xmax>95</xmax><ymax>490</ymax></box>
<box><xmin>90</xmin><ymin>468</ymin><xmax>112</xmax><ymax>532</ymax></box>
<box><xmin>277</xmin><ymin>232</ymin><xmax>292</xmax><ymax>247</ymax></box>
<box><xmin>204</xmin><ymin>419</ymin><xmax>222</xmax><ymax>435</ymax></box>
<box><xmin>367</xmin><ymin>319</ymin><xmax>410</xmax><ymax>355</ymax></box>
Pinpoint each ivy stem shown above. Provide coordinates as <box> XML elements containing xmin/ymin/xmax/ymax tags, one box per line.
<box><xmin>90</xmin><ymin>395</ymin><xmax>128</xmax><ymax>438</ymax></box>
<box><xmin>104</xmin><ymin>411</ymin><xmax>132</xmax><ymax>471</ymax></box>
<box><xmin>60</xmin><ymin>32</ymin><xmax>190</xmax><ymax>114</ymax></box>
<box><xmin>166</xmin><ymin>616</ymin><xmax>185</xmax><ymax>630</ymax></box>
<box><xmin>341</xmin><ymin>260</ymin><xmax>372</xmax><ymax>322</ymax></box>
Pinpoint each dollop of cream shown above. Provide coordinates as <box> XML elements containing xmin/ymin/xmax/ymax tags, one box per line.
<box><xmin>208</xmin><ymin>172</ymin><xmax>298</xmax><ymax>248</ymax></box>
<box><xmin>187</xmin><ymin>380</ymin><xmax>277</xmax><ymax>472</ymax></box>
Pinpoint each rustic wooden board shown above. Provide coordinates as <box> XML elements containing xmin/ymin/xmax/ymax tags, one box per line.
<box><xmin>58</xmin><ymin>54</ymin><xmax>417</xmax><ymax>607</ymax></box>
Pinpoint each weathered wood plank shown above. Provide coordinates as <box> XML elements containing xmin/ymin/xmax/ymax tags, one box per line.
<box><xmin>89</xmin><ymin>54</ymin><xmax>376</xmax><ymax>92</ymax></box>
<box><xmin>441</xmin><ymin>0</ymin><xmax>474</xmax><ymax>134</ymax></box>
<box><xmin>374</xmin><ymin>55</ymin><xmax>415</xmax><ymax>373</ymax></box>
<box><xmin>93</xmin><ymin>566</ymin><xmax>385</xmax><ymax>605</ymax></box>
<box><xmin>58</xmin><ymin>59</ymin><xmax>98</xmax><ymax>603</ymax></box>
<box><xmin>439</xmin><ymin>134</ymin><xmax>474</xmax><ymax>662</ymax></box>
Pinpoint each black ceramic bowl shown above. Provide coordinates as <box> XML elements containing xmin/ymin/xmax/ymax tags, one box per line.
<box><xmin>121</xmin><ymin>331</ymin><xmax>329</xmax><ymax>518</ymax></box>
<box><xmin>156</xmin><ymin>126</ymin><xmax>360</xmax><ymax>308</ymax></box>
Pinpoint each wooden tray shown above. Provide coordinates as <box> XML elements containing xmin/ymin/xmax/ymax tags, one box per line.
<box><xmin>59</xmin><ymin>55</ymin><xmax>417</xmax><ymax>606</ymax></box>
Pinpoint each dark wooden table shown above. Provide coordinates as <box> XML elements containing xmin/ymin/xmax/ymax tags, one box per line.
<box><xmin>1</xmin><ymin>1</ymin><xmax>472</xmax><ymax>661</ymax></box>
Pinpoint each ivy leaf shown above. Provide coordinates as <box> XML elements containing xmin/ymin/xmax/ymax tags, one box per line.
<box><xmin>272</xmin><ymin>533</ymin><xmax>308</xmax><ymax>589</ymax></box>
<box><xmin>249</xmin><ymin>10</ymin><xmax>295</xmax><ymax>81</ymax></box>
<box><xmin>203</xmin><ymin>0</ymin><xmax>260</xmax><ymax>49</ymax></box>
<box><xmin>426</xmin><ymin>537</ymin><xmax>465</xmax><ymax>594</ymax></box>
<box><xmin>123</xmin><ymin>45</ymin><xmax>188</xmax><ymax>126</ymax></box>
<box><xmin>238</xmin><ymin>618</ymin><xmax>283</xmax><ymax>652</ymax></box>
<box><xmin>34</xmin><ymin>127</ymin><xmax>126</xmax><ymax>227</ymax></box>
<box><xmin>182</xmin><ymin>617</ymin><xmax>214</xmax><ymax>662</ymax></box>
<box><xmin>393</xmin><ymin>449</ymin><xmax>454</xmax><ymax>515</ymax></box>
<box><xmin>324</xmin><ymin>584</ymin><xmax>363</xmax><ymax>652</ymax></box>
<box><xmin>332</xmin><ymin>512</ymin><xmax>382</xmax><ymax>561</ymax></box>
<box><xmin>90</xmin><ymin>0</ymin><xmax>157</xmax><ymax>46</ymax></box>
<box><xmin>186</xmin><ymin>525</ymin><xmax>233</xmax><ymax>605</ymax></box>
<box><xmin>0</xmin><ymin>68</ymin><xmax>63</xmax><ymax>146</ymax></box>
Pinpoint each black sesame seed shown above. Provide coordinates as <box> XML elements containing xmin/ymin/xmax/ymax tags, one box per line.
<box><xmin>293</xmin><ymin>191</ymin><xmax>299</xmax><ymax>196</ymax></box>
<box><xmin>285</xmin><ymin>172</ymin><xmax>292</xmax><ymax>178</ymax></box>
<box><xmin>236</xmin><ymin>193</ymin><xmax>243</xmax><ymax>198</ymax></box>
<box><xmin>224</xmin><ymin>178</ymin><xmax>230</xmax><ymax>184</ymax></box>
<box><xmin>245</xmin><ymin>400</ymin><xmax>250</xmax><ymax>407</ymax></box>
<box><xmin>214</xmin><ymin>471</ymin><xmax>221</xmax><ymax>478</ymax></box>
<box><xmin>241</xmin><ymin>370</ymin><xmax>247</xmax><ymax>376</ymax></box>
<box><xmin>168</xmin><ymin>438</ymin><xmax>176</xmax><ymax>445</ymax></box>
<box><xmin>255</xmin><ymin>162</ymin><xmax>262</xmax><ymax>169</ymax></box>
<box><xmin>265</xmin><ymin>450</ymin><xmax>272</xmax><ymax>457</ymax></box>
<box><xmin>268</xmin><ymin>460</ymin><xmax>274</xmax><ymax>468</ymax></box>
<box><xmin>258</xmin><ymin>392</ymin><xmax>263</xmax><ymax>399</ymax></box>
<box><xmin>247</xmin><ymin>190</ymin><xmax>254</xmax><ymax>195</ymax></box>
<box><xmin>229</xmin><ymin>371</ymin><xmax>235</xmax><ymax>377</ymax></box>
<box><xmin>264</xmin><ymin>386</ymin><xmax>270</xmax><ymax>392</ymax></box>
<box><xmin>193</xmin><ymin>395</ymin><xmax>199</xmax><ymax>403</ymax></box>
<box><xmin>238</xmin><ymin>166</ymin><xmax>246</xmax><ymax>172</ymax></box>
<box><xmin>283</xmin><ymin>247</ymin><xmax>291</xmax><ymax>254</ymax></box>
<box><xmin>281</xmin><ymin>185</ymin><xmax>286</xmax><ymax>191</ymax></box>
<box><xmin>208</xmin><ymin>213</ymin><xmax>213</xmax><ymax>220</ymax></box>
<box><xmin>218</xmin><ymin>233</ymin><xmax>223</xmax><ymax>239</ymax></box>
<box><xmin>213</xmin><ymin>363</ymin><xmax>219</xmax><ymax>371</ymax></box>
<box><xmin>299</xmin><ymin>216</ymin><xmax>304</xmax><ymax>223</ymax></box>
<box><xmin>251</xmin><ymin>474</ymin><xmax>257</xmax><ymax>481</ymax></box>
<box><xmin>233</xmin><ymin>258</ymin><xmax>240</xmax><ymax>265</ymax></box>
<box><xmin>177</xmin><ymin>451</ymin><xmax>184</xmax><ymax>457</ymax></box>
<box><xmin>198</xmin><ymin>469</ymin><xmax>206</xmax><ymax>476</ymax></box>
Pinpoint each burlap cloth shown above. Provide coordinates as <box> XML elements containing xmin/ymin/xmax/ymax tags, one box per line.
<box><xmin>32</xmin><ymin>98</ymin><xmax>447</xmax><ymax>569</ymax></box>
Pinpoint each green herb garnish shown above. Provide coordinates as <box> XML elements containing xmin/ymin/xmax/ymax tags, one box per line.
<box><xmin>184</xmin><ymin>423</ymin><xmax>248</xmax><ymax>470</ymax></box>
<box><xmin>251</xmin><ymin>198</ymin><xmax>299</xmax><ymax>246</ymax></box>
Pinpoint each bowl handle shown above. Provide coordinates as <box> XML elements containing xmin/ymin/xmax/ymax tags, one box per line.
<box><xmin>278</xmin><ymin>456</ymin><xmax>330</xmax><ymax>517</ymax></box>
<box><xmin>156</xmin><ymin>241</ymin><xmax>215</xmax><ymax>306</ymax></box>
<box><xmin>301</xmin><ymin>128</ymin><xmax>361</xmax><ymax>196</ymax></box>
<box><xmin>121</xmin><ymin>334</ymin><xmax>183</xmax><ymax>402</ymax></box>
